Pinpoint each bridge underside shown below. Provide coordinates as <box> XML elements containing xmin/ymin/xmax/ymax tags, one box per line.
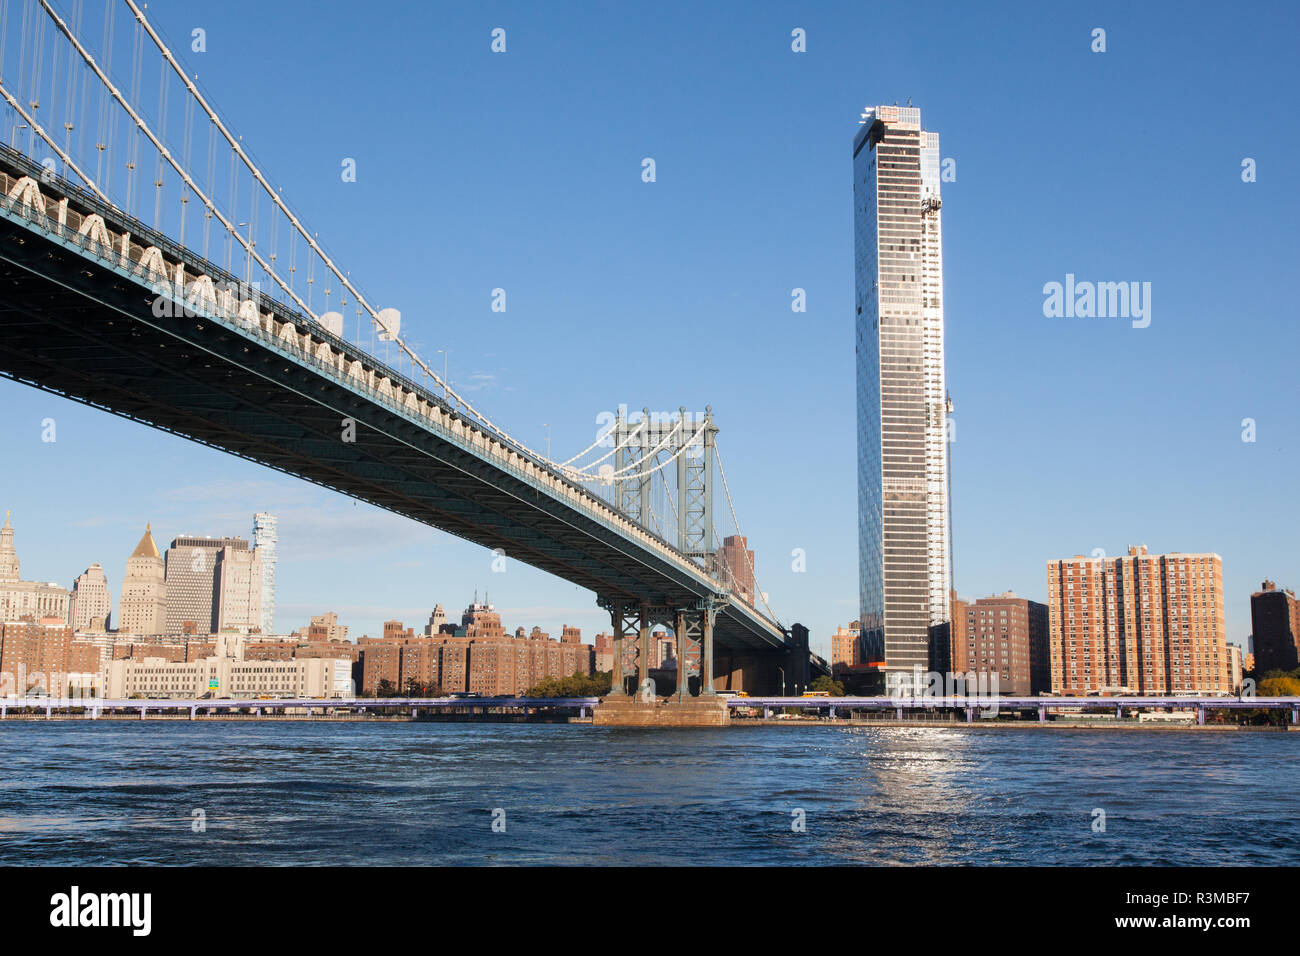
<box><xmin>0</xmin><ymin>210</ymin><xmax>792</xmax><ymax>658</ymax></box>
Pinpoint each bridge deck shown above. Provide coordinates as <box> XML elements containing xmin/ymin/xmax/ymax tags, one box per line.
<box><xmin>0</xmin><ymin>147</ymin><xmax>789</xmax><ymax>651</ymax></box>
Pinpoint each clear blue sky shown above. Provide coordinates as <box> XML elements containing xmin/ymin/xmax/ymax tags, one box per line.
<box><xmin>1</xmin><ymin>0</ymin><xmax>1296</xmax><ymax>656</ymax></box>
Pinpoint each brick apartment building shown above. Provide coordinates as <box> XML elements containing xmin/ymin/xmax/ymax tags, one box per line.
<box><xmin>358</xmin><ymin>602</ymin><xmax>592</xmax><ymax>696</ymax></box>
<box><xmin>1250</xmin><ymin>580</ymin><xmax>1300</xmax><ymax>673</ymax></box>
<box><xmin>954</xmin><ymin>592</ymin><xmax>1050</xmax><ymax>696</ymax></box>
<box><xmin>1</xmin><ymin>617</ymin><xmax>102</xmax><ymax>695</ymax></box>
<box><xmin>1046</xmin><ymin>546</ymin><xmax>1228</xmax><ymax>695</ymax></box>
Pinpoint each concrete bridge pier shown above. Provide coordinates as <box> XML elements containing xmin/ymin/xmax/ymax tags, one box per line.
<box><xmin>594</xmin><ymin>596</ymin><xmax>729</xmax><ymax>726</ymax></box>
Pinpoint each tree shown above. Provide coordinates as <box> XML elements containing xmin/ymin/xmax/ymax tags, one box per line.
<box><xmin>1258</xmin><ymin>676</ymin><xmax>1300</xmax><ymax>697</ymax></box>
<box><xmin>525</xmin><ymin>671</ymin><xmax>611</xmax><ymax>698</ymax></box>
<box><xmin>810</xmin><ymin>675</ymin><xmax>845</xmax><ymax>696</ymax></box>
<box><xmin>375</xmin><ymin>678</ymin><xmax>397</xmax><ymax>698</ymax></box>
<box><xmin>404</xmin><ymin>677</ymin><xmax>441</xmax><ymax>697</ymax></box>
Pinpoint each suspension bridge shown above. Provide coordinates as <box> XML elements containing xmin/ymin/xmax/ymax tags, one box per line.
<box><xmin>0</xmin><ymin>0</ymin><xmax>826</xmax><ymax>709</ymax></box>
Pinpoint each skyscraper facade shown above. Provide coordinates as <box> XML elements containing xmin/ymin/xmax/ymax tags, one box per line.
<box><xmin>69</xmin><ymin>563</ymin><xmax>112</xmax><ymax>632</ymax></box>
<box><xmin>215</xmin><ymin>545</ymin><xmax>263</xmax><ymax>632</ymax></box>
<box><xmin>0</xmin><ymin>511</ymin><xmax>71</xmax><ymax>623</ymax></box>
<box><xmin>164</xmin><ymin>535</ymin><xmax>250</xmax><ymax>635</ymax></box>
<box><xmin>252</xmin><ymin>512</ymin><xmax>278</xmax><ymax>636</ymax></box>
<box><xmin>119</xmin><ymin>524</ymin><xmax>167</xmax><ymax>637</ymax></box>
<box><xmin>853</xmin><ymin>104</ymin><xmax>951</xmax><ymax>691</ymax></box>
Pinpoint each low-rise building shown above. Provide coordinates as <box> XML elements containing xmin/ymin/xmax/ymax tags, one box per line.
<box><xmin>106</xmin><ymin>655</ymin><xmax>350</xmax><ymax>699</ymax></box>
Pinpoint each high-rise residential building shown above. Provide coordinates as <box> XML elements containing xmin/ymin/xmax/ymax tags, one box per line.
<box><xmin>0</xmin><ymin>511</ymin><xmax>71</xmax><ymax>623</ymax></box>
<box><xmin>164</xmin><ymin>535</ymin><xmax>252</xmax><ymax>635</ymax></box>
<box><xmin>1249</xmin><ymin>580</ymin><xmax>1300</xmax><ymax>674</ymax></box>
<box><xmin>69</xmin><ymin>563</ymin><xmax>112</xmax><ymax>632</ymax></box>
<box><xmin>960</xmin><ymin>592</ymin><xmax>1050</xmax><ymax>696</ymax></box>
<box><xmin>717</xmin><ymin>535</ymin><xmax>755</xmax><ymax>605</ymax></box>
<box><xmin>594</xmin><ymin>632</ymin><xmax>614</xmax><ymax>672</ymax></box>
<box><xmin>251</xmin><ymin>513</ymin><xmax>278</xmax><ymax>636</ymax></box>
<box><xmin>119</xmin><ymin>524</ymin><xmax>167</xmax><ymax>637</ymax></box>
<box><xmin>1046</xmin><ymin>546</ymin><xmax>1228</xmax><ymax>695</ymax></box>
<box><xmin>853</xmin><ymin>104</ymin><xmax>951</xmax><ymax>693</ymax></box>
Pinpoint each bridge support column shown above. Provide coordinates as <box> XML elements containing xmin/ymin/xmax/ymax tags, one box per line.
<box><xmin>1038</xmin><ymin>705</ymin><xmax>1046</xmax><ymax>723</ymax></box>
<box><xmin>699</xmin><ymin>599</ymin><xmax>719</xmax><ymax>696</ymax></box>
<box><xmin>1292</xmin><ymin>707</ymin><xmax>1298</xmax><ymax>725</ymax></box>
<box><xmin>829</xmin><ymin>705</ymin><xmax>836</xmax><ymax>721</ymax></box>
<box><xmin>1197</xmin><ymin>706</ymin><xmax>1206</xmax><ymax>726</ymax></box>
<box><xmin>600</xmin><ymin>596</ymin><xmax>637</xmax><ymax>697</ymax></box>
<box><xmin>637</xmin><ymin>603</ymin><xmax>651</xmax><ymax>698</ymax></box>
<box><xmin>675</xmin><ymin>609</ymin><xmax>689</xmax><ymax>700</ymax></box>
<box><xmin>896</xmin><ymin>704</ymin><xmax>904</xmax><ymax>721</ymax></box>
<box><xmin>189</xmin><ymin>706</ymin><xmax>196</xmax><ymax>721</ymax></box>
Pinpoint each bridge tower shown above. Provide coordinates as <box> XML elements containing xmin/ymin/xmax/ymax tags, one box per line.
<box><xmin>610</xmin><ymin>405</ymin><xmax>717</xmax><ymax>571</ymax></box>
<box><xmin>677</xmin><ymin>406</ymin><xmax>717</xmax><ymax>573</ymax></box>
<box><xmin>604</xmin><ymin>406</ymin><xmax>722</xmax><ymax>701</ymax></box>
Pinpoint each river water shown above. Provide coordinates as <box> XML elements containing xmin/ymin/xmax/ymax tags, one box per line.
<box><xmin>0</xmin><ymin>722</ymin><xmax>1294</xmax><ymax>865</ymax></box>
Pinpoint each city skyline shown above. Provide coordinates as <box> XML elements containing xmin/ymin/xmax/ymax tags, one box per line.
<box><xmin>0</xmin><ymin>507</ymin><xmax>606</xmax><ymax>645</ymax></box>
<box><xmin>0</xmin><ymin>0</ymin><xmax>1294</xmax><ymax>658</ymax></box>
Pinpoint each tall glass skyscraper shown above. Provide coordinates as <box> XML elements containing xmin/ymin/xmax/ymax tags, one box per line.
<box><xmin>252</xmin><ymin>512</ymin><xmax>278</xmax><ymax>635</ymax></box>
<box><xmin>853</xmin><ymin>104</ymin><xmax>951</xmax><ymax>693</ymax></box>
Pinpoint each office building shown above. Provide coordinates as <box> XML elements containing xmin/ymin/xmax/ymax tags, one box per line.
<box><xmin>69</xmin><ymin>563</ymin><xmax>112</xmax><ymax>632</ymax></box>
<box><xmin>215</xmin><ymin>545</ymin><xmax>263</xmax><ymax>632</ymax></box>
<box><xmin>119</xmin><ymin>524</ymin><xmax>167</xmax><ymax>637</ymax></box>
<box><xmin>853</xmin><ymin>104</ymin><xmax>951</xmax><ymax>692</ymax></box>
<box><xmin>164</xmin><ymin>535</ymin><xmax>259</xmax><ymax>635</ymax></box>
<box><xmin>0</xmin><ymin>511</ymin><xmax>71</xmax><ymax>623</ymax></box>
<box><xmin>106</xmin><ymin>653</ymin><xmax>350</xmax><ymax>699</ymax></box>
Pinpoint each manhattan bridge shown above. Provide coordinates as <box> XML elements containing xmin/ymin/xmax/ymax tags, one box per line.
<box><xmin>0</xmin><ymin>0</ymin><xmax>826</xmax><ymax>703</ymax></box>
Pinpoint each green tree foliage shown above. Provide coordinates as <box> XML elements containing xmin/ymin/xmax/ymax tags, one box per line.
<box><xmin>810</xmin><ymin>675</ymin><xmax>845</xmax><ymax>696</ymax></box>
<box><xmin>525</xmin><ymin>671</ymin><xmax>612</xmax><ymax>698</ymax></box>
<box><xmin>404</xmin><ymin>677</ymin><xmax>441</xmax><ymax>697</ymax></box>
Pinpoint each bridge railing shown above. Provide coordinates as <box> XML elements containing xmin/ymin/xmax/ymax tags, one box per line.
<box><xmin>0</xmin><ymin>151</ymin><xmax>785</xmax><ymax>637</ymax></box>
